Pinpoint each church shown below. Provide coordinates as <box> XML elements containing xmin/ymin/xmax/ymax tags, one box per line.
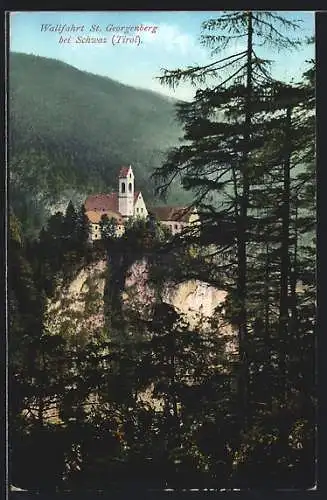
<box><xmin>84</xmin><ymin>165</ymin><xmax>200</xmax><ymax>241</ymax></box>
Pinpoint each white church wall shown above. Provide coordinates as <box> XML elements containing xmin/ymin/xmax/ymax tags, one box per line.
<box><xmin>134</xmin><ymin>193</ymin><xmax>148</xmax><ymax>218</ymax></box>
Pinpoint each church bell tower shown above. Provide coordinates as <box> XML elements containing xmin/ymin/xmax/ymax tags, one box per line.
<box><xmin>118</xmin><ymin>165</ymin><xmax>134</xmax><ymax>217</ymax></box>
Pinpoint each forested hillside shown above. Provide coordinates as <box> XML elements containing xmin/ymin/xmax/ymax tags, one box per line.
<box><xmin>9</xmin><ymin>52</ymin><xmax>185</xmax><ymax>236</ymax></box>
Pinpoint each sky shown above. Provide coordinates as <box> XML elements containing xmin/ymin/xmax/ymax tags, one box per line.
<box><xmin>9</xmin><ymin>11</ymin><xmax>315</xmax><ymax>101</ymax></box>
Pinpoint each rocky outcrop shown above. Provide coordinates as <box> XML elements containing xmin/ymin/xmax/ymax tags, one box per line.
<box><xmin>41</xmin><ymin>257</ymin><xmax>238</xmax><ymax>418</ymax></box>
<box><xmin>46</xmin><ymin>257</ymin><xmax>237</xmax><ymax>355</ymax></box>
<box><xmin>164</xmin><ymin>280</ymin><xmax>227</xmax><ymax>323</ymax></box>
<box><xmin>45</xmin><ymin>259</ymin><xmax>107</xmax><ymax>342</ymax></box>
<box><xmin>123</xmin><ymin>259</ymin><xmax>227</xmax><ymax>320</ymax></box>
<box><xmin>123</xmin><ymin>258</ymin><xmax>237</xmax><ymax>355</ymax></box>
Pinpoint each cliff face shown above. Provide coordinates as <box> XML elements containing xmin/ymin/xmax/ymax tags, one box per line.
<box><xmin>46</xmin><ymin>257</ymin><xmax>237</xmax><ymax>353</ymax></box>
<box><xmin>45</xmin><ymin>259</ymin><xmax>107</xmax><ymax>343</ymax></box>
<box><xmin>122</xmin><ymin>258</ymin><xmax>237</xmax><ymax>355</ymax></box>
<box><xmin>42</xmin><ymin>257</ymin><xmax>237</xmax><ymax>415</ymax></box>
<box><xmin>123</xmin><ymin>259</ymin><xmax>227</xmax><ymax>321</ymax></box>
<box><xmin>164</xmin><ymin>280</ymin><xmax>228</xmax><ymax>324</ymax></box>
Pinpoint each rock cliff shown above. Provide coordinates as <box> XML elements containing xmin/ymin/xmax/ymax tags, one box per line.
<box><xmin>45</xmin><ymin>257</ymin><xmax>237</xmax><ymax>355</ymax></box>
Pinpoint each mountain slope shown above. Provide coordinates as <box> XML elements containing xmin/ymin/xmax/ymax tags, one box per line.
<box><xmin>9</xmin><ymin>52</ymin><xmax>186</xmax><ymax>236</ymax></box>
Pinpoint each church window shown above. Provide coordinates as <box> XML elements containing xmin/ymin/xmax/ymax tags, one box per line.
<box><xmin>121</xmin><ymin>182</ymin><xmax>126</xmax><ymax>193</ymax></box>
<box><xmin>136</xmin><ymin>207</ymin><xmax>139</xmax><ymax>213</ymax></box>
<box><xmin>128</xmin><ymin>182</ymin><xmax>132</xmax><ymax>192</ymax></box>
<box><xmin>174</xmin><ymin>224</ymin><xmax>178</xmax><ymax>230</ymax></box>
<box><xmin>141</xmin><ymin>207</ymin><xmax>143</xmax><ymax>213</ymax></box>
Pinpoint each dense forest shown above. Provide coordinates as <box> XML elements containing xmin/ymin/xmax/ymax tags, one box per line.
<box><xmin>9</xmin><ymin>52</ymin><xmax>188</xmax><ymax>238</ymax></box>
<box><xmin>9</xmin><ymin>11</ymin><xmax>316</xmax><ymax>493</ymax></box>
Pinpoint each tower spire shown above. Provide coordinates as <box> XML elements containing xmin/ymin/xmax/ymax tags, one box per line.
<box><xmin>118</xmin><ymin>165</ymin><xmax>134</xmax><ymax>217</ymax></box>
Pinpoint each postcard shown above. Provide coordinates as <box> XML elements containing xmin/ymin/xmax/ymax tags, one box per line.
<box><xmin>7</xmin><ymin>10</ymin><xmax>316</xmax><ymax>495</ymax></box>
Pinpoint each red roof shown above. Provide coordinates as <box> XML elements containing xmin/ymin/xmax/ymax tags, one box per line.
<box><xmin>149</xmin><ymin>206</ymin><xmax>193</xmax><ymax>222</ymax></box>
<box><xmin>85</xmin><ymin>191</ymin><xmax>141</xmax><ymax>215</ymax></box>
<box><xmin>119</xmin><ymin>166</ymin><xmax>131</xmax><ymax>178</ymax></box>
<box><xmin>85</xmin><ymin>193</ymin><xmax>119</xmax><ymax>213</ymax></box>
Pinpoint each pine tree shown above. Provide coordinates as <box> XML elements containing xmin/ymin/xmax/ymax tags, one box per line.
<box><xmin>153</xmin><ymin>11</ymin><xmax>303</xmax><ymax>424</ymax></box>
<box><xmin>63</xmin><ymin>200</ymin><xmax>78</xmax><ymax>242</ymax></box>
<box><xmin>76</xmin><ymin>204</ymin><xmax>91</xmax><ymax>249</ymax></box>
<box><xmin>227</xmin><ymin>59</ymin><xmax>315</xmax><ymax>486</ymax></box>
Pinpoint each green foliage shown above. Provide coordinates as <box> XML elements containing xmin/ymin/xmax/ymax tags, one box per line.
<box><xmin>100</xmin><ymin>214</ymin><xmax>117</xmax><ymax>240</ymax></box>
<box><xmin>9</xmin><ymin>212</ymin><xmax>23</xmax><ymax>246</ymax></box>
<box><xmin>152</xmin><ymin>11</ymin><xmax>315</xmax><ymax>488</ymax></box>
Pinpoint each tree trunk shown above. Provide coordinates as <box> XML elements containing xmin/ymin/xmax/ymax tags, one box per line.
<box><xmin>289</xmin><ymin>196</ymin><xmax>298</xmax><ymax>334</ymax></box>
<box><xmin>279</xmin><ymin>105</ymin><xmax>292</xmax><ymax>402</ymax></box>
<box><xmin>264</xmin><ymin>241</ymin><xmax>270</xmax><ymax>340</ymax></box>
<box><xmin>237</xmin><ymin>11</ymin><xmax>253</xmax><ymax>425</ymax></box>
